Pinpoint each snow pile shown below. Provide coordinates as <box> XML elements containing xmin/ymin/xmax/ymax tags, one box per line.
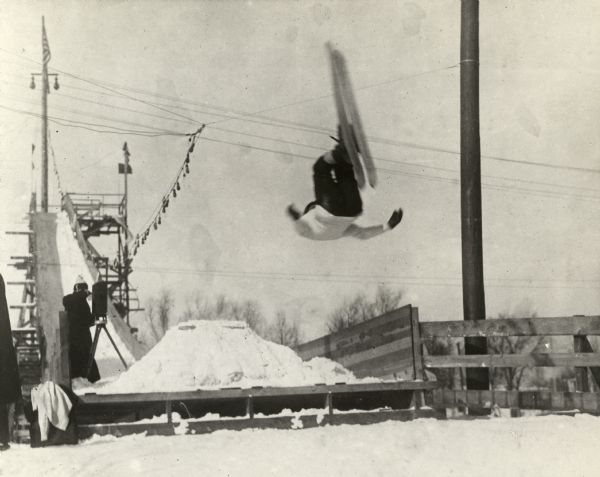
<box><xmin>84</xmin><ymin>320</ymin><xmax>370</xmax><ymax>394</ymax></box>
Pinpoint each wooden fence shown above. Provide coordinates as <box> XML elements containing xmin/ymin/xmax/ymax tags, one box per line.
<box><xmin>296</xmin><ymin>304</ymin><xmax>425</xmax><ymax>381</ymax></box>
<box><xmin>420</xmin><ymin>315</ymin><xmax>600</xmax><ymax>413</ymax></box>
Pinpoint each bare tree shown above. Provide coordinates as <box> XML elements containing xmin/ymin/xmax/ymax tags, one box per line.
<box><xmin>145</xmin><ymin>288</ymin><xmax>174</xmax><ymax>343</ymax></box>
<box><xmin>488</xmin><ymin>303</ymin><xmax>545</xmax><ymax>391</ymax></box>
<box><xmin>327</xmin><ymin>284</ymin><xmax>403</xmax><ymax>333</ymax></box>
<box><xmin>371</xmin><ymin>284</ymin><xmax>403</xmax><ymax>316</ymax></box>
<box><xmin>230</xmin><ymin>299</ymin><xmax>265</xmax><ymax>334</ymax></box>
<box><xmin>422</xmin><ymin>336</ymin><xmax>455</xmax><ymax>389</ymax></box>
<box><xmin>269</xmin><ymin>310</ymin><xmax>301</xmax><ymax>347</ymax></box>
<box><xmin>179</xmin><ymin>292</ymin><xmax>267</xmax><ymax>335</ymax></box>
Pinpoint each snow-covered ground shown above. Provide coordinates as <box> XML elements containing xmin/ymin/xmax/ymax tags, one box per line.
<box><xmin>2</xmin><ymin>414</ymin><xmax>599</xmax><ymax>476</ymax></box>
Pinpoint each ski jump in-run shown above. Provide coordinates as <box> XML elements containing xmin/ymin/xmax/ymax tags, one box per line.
<box><xmin>287</xmin><ymin>43</ymin><xmax>403</xmax><ymax>241</ymax></box>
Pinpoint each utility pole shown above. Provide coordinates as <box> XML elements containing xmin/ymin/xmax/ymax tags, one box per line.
<box><xmin>40</xmin><ymin>16</ymin><xmax>49</xmax><ymax>212</ymax></box>
<box><xmin>30</xmin><ymin>17</ymin><xmax>58</xmax><ymax>212</ymax></box>
<box><xmin>460</xmin><ymin>0</ymin><xmax>489</xmax><ymax>392</ymax></box>
<box><xmin>122</xmin><ymin>142</ymin><xmax>130</xmax><ymax>326</ymax></box>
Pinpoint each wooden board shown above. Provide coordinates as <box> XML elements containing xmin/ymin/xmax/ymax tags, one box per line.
<box><xmin>424</xmin><ymin>352</ymin><xmax>600</xmax><ymax>368</ymax></box>
<box><xmin>77</xmin><ymin>408</ymin><xmax>442</xmax><ymax>439</ymax></box>
<box><xmin>420</xmin><ymin>316</ymin><xmax>600</xmax><ymax>339</ymax></box>
<box><xmin>78</xmin><ymin>380</ymin><xmax>437</xmax><ymax>405</ymax></box>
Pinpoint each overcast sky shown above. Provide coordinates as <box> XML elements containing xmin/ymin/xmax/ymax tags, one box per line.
<box><xmin>1</xmin><ymin>0</ymin><xmax>599</xmax><ymax>339</ymax></box>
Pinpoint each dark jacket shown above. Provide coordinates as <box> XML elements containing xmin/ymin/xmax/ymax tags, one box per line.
<box><xmin>0</xmin><ymin>274</ymin><xmax>22</xmax><ymax>404</ymax></box>
<box><xmin>63</xmin><ymin>290</ymin><xmax>100</xmax><ymax>383</ymax></box>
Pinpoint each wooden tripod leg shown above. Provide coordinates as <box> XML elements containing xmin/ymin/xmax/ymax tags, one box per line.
<box><xmin>101</xmin><ymin>324</ymin><xmax>129</xmax><ymax>369</ymax></box>
<box><xmin>86</xmin><ymin>325</ymin><xmax>102</xmax><ymax>379</ymax></box>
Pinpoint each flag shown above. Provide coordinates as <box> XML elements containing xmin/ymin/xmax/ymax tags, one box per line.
<box><xmin>42</xmin><ymin>21</ymin><xmax>51</xmax><ymax>66</ymax></box>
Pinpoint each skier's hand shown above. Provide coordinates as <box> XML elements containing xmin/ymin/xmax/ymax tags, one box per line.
<box><xmin>286</xmin><ymin>204</ymin><xmax>301</xmax><ymax>221</ymax></box>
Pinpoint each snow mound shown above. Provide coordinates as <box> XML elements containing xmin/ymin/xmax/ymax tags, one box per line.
<box><xmin>85</xmin><ymin>320</ymin><xmax>370</xmax><ymax>394</ymax></box>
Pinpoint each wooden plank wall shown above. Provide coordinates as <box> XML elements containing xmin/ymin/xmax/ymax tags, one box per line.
<box><xmin>31</xmin><ymin>212</ymin><xmax>65</xmax><ymax>382</ymax></box>
<box><xmin>296</xmin><ymin>305</ymin><xmax>423</xmax><ymax>380</ymax></box>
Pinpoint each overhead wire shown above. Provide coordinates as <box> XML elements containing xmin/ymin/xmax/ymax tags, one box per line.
<box><xmin>129</xmin><ymin>264</ymin><xmax>600</xmax><ymax>290</ymax></box>
<box><xmin>5</xmin><ymin>83</ymin><xmax>596</xmax><ymax>198</ymax></box>
<box><xmin>2</xmin><ymin>47</ymin><xmax>599</xmax><ymax>176</ymax></box>
<box><xmin>3</xmin><ymin>98</ymin><xmax>599</xmax><ymax>203</ymax></box>
<box><xmin>2</xmin><ymin>48</ymin><xmax>599</xmax><ymax>208</ymax></box>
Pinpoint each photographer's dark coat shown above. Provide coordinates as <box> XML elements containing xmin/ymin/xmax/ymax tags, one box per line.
<box><xmin>63</xmin><ymin>290</ymin><xmax>100</xmax><ymax>383</ymax></box>
<box><xmin>0</xmin><ymin>274</ymin><xmax>21</xmax><ymax>405</ymax></box>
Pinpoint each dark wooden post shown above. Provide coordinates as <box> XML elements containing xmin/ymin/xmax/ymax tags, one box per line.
<box><xmin>56</xmin><ymin>311</ymin><xmax>70</xmax><ymax>387</ymax></box>
<box><xmin>574</xmin><ymin>336</ymin><xmax>590</xmax><ymax>392</ymax></box>
<box><xmin>460</xmin><ymin>0</ymin><xmax>489</xmax><ymax>394</ymax></box>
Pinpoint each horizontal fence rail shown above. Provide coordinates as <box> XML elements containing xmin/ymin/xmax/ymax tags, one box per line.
<box><xmin>420</xmin><ymin>316</ymin><xmax>600</xmax><ymax>339</ymax></box>
<box><xmin>424</xmin><ymin>353</ymin><xmax>600</xmax><ymax>369</ymax></box>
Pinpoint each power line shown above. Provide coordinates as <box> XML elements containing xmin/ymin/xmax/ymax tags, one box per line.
<box><xmin>7</xmin><ymin>85</ymin><xmax>597</xmax><ymax>197</ymax></box>
<box><xmin>128</xmin><ymin>264</ymin><xmax>600</xmax><ymax>290</ymax></box>
<box><xmin>0</xmin><ymin>102</ymin><xmax>186</xmax><ymax>137</ymax></box>
<box><xmin>3</xmin><ymin>99</ymin><xmax>599</xmax><ymax>203</ymax></box>
<box><xmin>194</xmin><ymin>135</ymin><xmax>600</xmax><ymax>202</ymax></box>
<box><xmin>2</xmin><ymin>46</ymin><xmax>600</xmax><ymax>175</ymax></box>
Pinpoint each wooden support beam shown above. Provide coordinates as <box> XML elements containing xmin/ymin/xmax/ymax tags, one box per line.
<box><xmin>325</xmin><ymin>392</ymin><xmax>333</xmax><ymax>416</ymax></box>
<box><xmin>246</xmin><ymin>395</ymin><xmax>254</xmax><ymax>419</ymax></box>
<box><xmin>420</xmin><ymin>316</ymin><xmax>600</xmax><ymax>338</ymax></box>
<box><xmin>10</xmin><ymin>303</ymin><xmax>37</xmax><ymax>309</ymax></box>
<box><xmin>78</xmin><ymin>381</ymin><xmax>438</xmax><ymax>405</ymax></box>
<box><xmin>425</xmin><ymin>352</ymin><xmax>600</xmax><ymax>368</ymax></box>
<box><xmin>410</xmin><ymin>307</ymin><xmax>425</xmax><ymax>380</ymax></box>
<box><xmin>76</xmin><ymin>409</ymin><xmax>443</xmax><ymax>439</ymax></box>
<box><xmin>6</xmin><ymin>281</ymin><xmax>36</xmax><ymax>286</ymax></box>
<box><xmin>166</xmin><ymin>400</ymin><xmax>172</xmax><ymax>424</ymax></box>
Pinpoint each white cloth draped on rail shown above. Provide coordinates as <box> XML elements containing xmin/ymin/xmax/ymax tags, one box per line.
<box><xmin>31</xmin><ymin>381</ymin><xmax>73</xmax><ymax>441</ymax></box>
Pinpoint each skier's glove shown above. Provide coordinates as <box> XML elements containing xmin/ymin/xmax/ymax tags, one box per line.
<box><xmin>286</xmin><ymin>204</ymin><xmax>301</xmax><ymax>221</ymax></box>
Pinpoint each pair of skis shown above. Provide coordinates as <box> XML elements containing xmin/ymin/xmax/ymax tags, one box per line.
<box><xmin>327</xmin><ymin>42</ymin><xmax>377</xmax><ymax>190</ymax></box>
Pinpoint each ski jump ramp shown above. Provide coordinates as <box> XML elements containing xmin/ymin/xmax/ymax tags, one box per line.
<box><xmin>32</xmin><ymin>210</ymin><xmax>147</xmax><ymax>382</ymax></box>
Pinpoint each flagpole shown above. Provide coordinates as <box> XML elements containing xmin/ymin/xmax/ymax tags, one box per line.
<box><xmin>41</xmin><ymin>16</ymin><xmax>49</xmax><ymax>212</ymax></box>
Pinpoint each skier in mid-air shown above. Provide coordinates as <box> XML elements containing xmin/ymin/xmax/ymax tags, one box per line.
<box><xmin>286</xmin><ymin>126</ymin><xmax>402</xmax><ymax>240</ymax></box>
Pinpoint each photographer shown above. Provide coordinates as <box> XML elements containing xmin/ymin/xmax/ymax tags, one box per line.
<box><xmin>62</xmin><ymin>276</ymin><xmax>100</xmax><ymax>383</ymax></box>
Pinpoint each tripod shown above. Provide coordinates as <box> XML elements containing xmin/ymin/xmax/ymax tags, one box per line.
<box><xmin>86</xmin><ymin>315</ymin><xmax>128</xmax><ymax>379</ymax></box>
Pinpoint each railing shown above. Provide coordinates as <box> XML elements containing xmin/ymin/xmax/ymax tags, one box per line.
<box><xmin>67</xmin><ymin>192</ymin><xmax>125</xmax><ymax>219</ymax></box>
<box><xmin>420</xmin><ymin>315</ymin><xmax>600</xmax><ymax>414</ymax></box>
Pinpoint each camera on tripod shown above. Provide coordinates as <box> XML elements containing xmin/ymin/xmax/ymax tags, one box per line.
<box><xmin>92</xmin><ymin>281</ymin><xmax>108</xmax><ymax>320</ymax></box>
<box><xmin>86</xmin><ymin>280</ymin><xmax>128</xmax><ymax>378</ymax></box>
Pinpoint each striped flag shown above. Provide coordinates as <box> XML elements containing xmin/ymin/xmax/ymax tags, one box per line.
<box><xmin>42</xmin><ymin>21</ymin><xmax>51</xmax><ymax>65</ymax></box>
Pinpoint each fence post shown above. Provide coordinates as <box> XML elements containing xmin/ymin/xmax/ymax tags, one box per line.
<box><xmin>574</xmin><ymin>336</ymin><xmax>590</xmax><ymax>392</ymax></box>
